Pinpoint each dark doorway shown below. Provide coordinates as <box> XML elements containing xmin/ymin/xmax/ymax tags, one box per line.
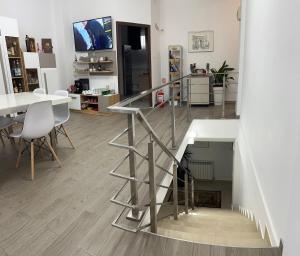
<box><xmin>116</xmin><ymin>22</ymin><xmax>152</xmax><ymax>106</ymax></box>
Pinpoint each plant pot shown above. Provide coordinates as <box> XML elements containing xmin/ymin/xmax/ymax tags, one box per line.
<box><xmin>213</xmin><ymin>87</ymin><xmax>224</xmax><ymax>106</ymax></box>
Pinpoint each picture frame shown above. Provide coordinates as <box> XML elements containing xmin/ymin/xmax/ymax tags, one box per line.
<box><xmin>26</xmin><ymin>37</ymin><xmax>36</xmax><ymax>52</ymax></box>
<box><xmin>42</xmin><ymin>38</ymin><xmax>53</xmax><ymax>53</ymax></box>
<box><xmin>188</xmin><ymin>31</ymin><xmax>214</xmax><ymax>53</ymax></box>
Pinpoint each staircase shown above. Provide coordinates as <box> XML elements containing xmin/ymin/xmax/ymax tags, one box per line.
<box><xmin>158</xmin><ymin>207</ymin><xmax>271</xmax><ymax>248</ymax></box>
<box><xmin>108</xmin><ymin>75</ymin><xmax>282</xmax><ymax>255</ymax></box>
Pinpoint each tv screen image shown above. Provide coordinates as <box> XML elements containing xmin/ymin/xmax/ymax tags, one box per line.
<box><xmin>73</xmin><ymin>16</ymin><xmax>113</xmax><ymax>51</ymax></box>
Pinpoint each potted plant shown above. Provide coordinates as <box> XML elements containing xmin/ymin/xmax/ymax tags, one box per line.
<box><xmin>211</xmin><ymin>61</ymin><xmax>234</xmax><ymax>106</ymax></box>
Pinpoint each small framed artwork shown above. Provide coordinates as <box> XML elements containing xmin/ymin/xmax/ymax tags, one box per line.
<box><xmin>26</xmin><ymin>37</ymin><xmax>36</xmax><ymax>52</ymax></box>
<box><xmin>188</xmin><ymin>31</ymin><xmax>214</xmax><ymax>52</ymax></box>
<box><xmin>42</xmin><ymin>39</ymin><xmax>53</xmax><ymax>53</ymax></box>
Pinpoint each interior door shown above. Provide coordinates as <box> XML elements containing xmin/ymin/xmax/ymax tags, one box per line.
<box><xmin>117</xmin><ymin>22</ymin><xmax>152</xmax><ymax>106</ymax></box>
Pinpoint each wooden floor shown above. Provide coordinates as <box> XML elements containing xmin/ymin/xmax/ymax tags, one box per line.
<box><xmin>0</xmin><ymin>104</ymin><xmax>280</xmax><ymax>256</ymax></box>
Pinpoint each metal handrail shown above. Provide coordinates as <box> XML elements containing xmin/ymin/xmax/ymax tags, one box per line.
<box><xmin>109</xmin><ymin>71</ymin><xmax>238</xmax><ymax>109</ymax></box>
<box><xmin>109</xmin><ymin>74</ymin><xmax>191</xmax><ymax>109</ymax></box>
<box><xmin>136</xmin><ymin>110</ymin><xmax>194</xmax><ymax>179</ymax></box>
<box><xmin>108</xmin><ymin>71</ymin><xmax>238</xmax><ymax>233</ymax></box>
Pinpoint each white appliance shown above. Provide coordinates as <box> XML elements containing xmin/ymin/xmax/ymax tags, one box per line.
<box><xmin>0</xmin><ymin>16</ymin><xmax>19</xmax><ymax>95</ymax></box>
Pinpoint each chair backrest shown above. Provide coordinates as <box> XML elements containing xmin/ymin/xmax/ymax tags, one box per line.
<box><xmin>22</xmin><ymin>101</ymin><xmax>54</xmax><ymax>139</ymax></box>
<box><xmin>33</xmin><ymin>88</ymin><xmax>46</xmax><ymax>94</ymax></box>
<box><xmin>53</xmin><ymin>90</ymin><xmax>70</xmax><ymax>123</ymax></box>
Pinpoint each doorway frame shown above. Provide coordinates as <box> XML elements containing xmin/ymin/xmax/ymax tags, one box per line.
<box><xmin>116</xmin><ymin>21</ymin><xmax>152</xmax><ymax>104</ymax></box>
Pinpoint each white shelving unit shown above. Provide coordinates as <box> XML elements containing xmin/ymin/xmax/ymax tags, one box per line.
<box><xmin>168</xmin><ymin>45</ymin><xmax>183</xmax><ymax>105</ymax></box>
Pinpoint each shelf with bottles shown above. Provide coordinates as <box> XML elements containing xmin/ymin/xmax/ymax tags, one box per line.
<box><xmin>26</xmin><ymin>69</ymin><xmax>40</xmax><ymax>92</ymax></box>
<box><xmin>5</xmin><ymin>36</ymin><xmax>28</xmax><ymax>93</ymax></box>
<box><xmin>12</xmin><ymin>80</ymin><xmax>25</xmax><ymax>93</ymax></box>
<box><xmin>5</xmin><ymin>36</ymin><xmax>21</xmax><ymax>58</ymax></box>
<box><xmin>9</xmin><ymin>58</ymin><xmax>23</xmax><ymax>78</ymax></box>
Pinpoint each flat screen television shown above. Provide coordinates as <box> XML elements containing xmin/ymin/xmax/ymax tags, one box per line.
<box><xmin>73</xmin><ymin>16</ymin><xmax>113</xmax><ymax>51</ymax></box>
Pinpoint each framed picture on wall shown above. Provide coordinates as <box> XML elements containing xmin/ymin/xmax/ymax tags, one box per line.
<box><xmin>188</xmin><ymin>31</ymin><xmax>214</xmax><ymax>52</ymax></box>
<box><xmin>42</xmin><ymin>39</ymin><xmax>53</xmax><ymax>53</ymax></box>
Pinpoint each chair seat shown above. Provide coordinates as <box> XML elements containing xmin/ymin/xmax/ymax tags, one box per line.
<box><xmin>14</xmin><ymin>114</ymin><xmax>26</xmax><ymax>123</ymax></box>
<box><xmin>55</xmin><ymin>117</ymin><xmax>68</xmax><ymax>127</ymax></box>
<box><xmin>10</xmin><ymin>131</ymin><xmax>22</xmax><ymax>138</ymax></box>
<box><xmin>0</xmin><ymin>117</ymin><xmax>14</xmax><ymax>129</ymax></box>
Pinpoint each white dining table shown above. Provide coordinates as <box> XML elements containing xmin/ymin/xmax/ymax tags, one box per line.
<box><xmin>0</xmin><ymin>92</ymin><xmax>71</xmax><ymax>150</ymax></box>
<box><xmin>0</xmin><ymin>92</ymin><xmax>71</xmax><ymax>116</ymax></box>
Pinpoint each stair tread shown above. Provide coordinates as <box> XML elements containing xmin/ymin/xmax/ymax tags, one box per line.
<box><xmin>157</xmin><ymin>207</ymin><xmax>270</xmax><ymax>248</ymax></box>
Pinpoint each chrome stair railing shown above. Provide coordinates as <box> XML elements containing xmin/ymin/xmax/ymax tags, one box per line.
<box><xmin>108</xmin><ymin>72</ymin><xmax>238</xmax><ymax>233</ymax></box>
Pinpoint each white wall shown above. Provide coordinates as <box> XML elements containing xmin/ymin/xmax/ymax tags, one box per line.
<box><xmin>0</xmin><ymin>0</ymin><xmax>57</xmax><ymax>51</ymax></box>
<box><xmin>151</xmin><ymin>0</ymin><xmax>162</xmax><ymax>104</ymax></box>
<box><xmin>188</xmin><ymin>142</ymin><xmax>233</xmax><ymax>181</ymax></box>
<box><xmin>233</xmin><ymin>0</ymin><xmax>300</xmax><ymax>254</ymax></box>
<box><xmin>159</xmin><ymin>0</ymin><xmax>241</xmax><ymax>101</ymax></box>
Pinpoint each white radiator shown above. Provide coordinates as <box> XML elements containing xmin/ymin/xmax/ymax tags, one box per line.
<box><xmin>188</xmin><ymin>160</ymin><xmax>215</xmax><ymax>180</ymax></box>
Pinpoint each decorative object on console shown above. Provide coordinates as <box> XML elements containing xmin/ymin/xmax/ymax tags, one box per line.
<box><xmin>188</xmin><ymin>31</ymin><xmax>214</xmax><ymax>52</ymax></box>
<box><xmin>42</xmin><ymin>39</ymin><xmax>53</xmax><ymax>53</ymax></box>
<box><xmin>25</xmin><ymin>36</ymin><xmax>36</xmax><ymax>52</ymax></box>
<box><xmin>190</xmin><ymin>63</ymin><xmax>196</xmax><ymax>74</ymax></box>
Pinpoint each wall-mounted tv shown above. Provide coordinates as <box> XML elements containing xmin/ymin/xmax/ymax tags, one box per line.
<box><xmin>73</xmin><ymin>16</ymin><xmax>113</xmax><ymax>51</ymax></box>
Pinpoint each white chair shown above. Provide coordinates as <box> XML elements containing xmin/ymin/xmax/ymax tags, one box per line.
<box><xmin>15</xmin><ymin>88</ymin><xmax>46</xmax><ymax>123</ymax></box>
<box><xmin>53</xmin><ymin>90</ymin><xmax>75</xmax><ymax>149</ymax></box>
<box><xmin>10</xmin><ymin>101</ymin><xmax>61</xmax><ymax>180</ymax></box>
<box><xmin>0</xmin><ymin>117</ymin><xmax>14</xmax><ymax>146</ymax></box>
<box><xmin>33</xmin><ymin>88</ymin><xmax>46</xmax><ymax>95</ymax></box>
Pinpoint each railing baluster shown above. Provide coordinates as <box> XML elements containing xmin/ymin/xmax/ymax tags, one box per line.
<box><xmin>173</xmin><ymin>162</ymin><xmax>178</xmax><ymax>220</ymax></box>
<box><xmin>127</xmin><ymin>113</ymin><xmax>143</xmax><ymax>221</ymax></box>
<box><xmin>184</xmin><ymin>173</ymin><xmax>189</xmax><ymax>214</ymax></box>
<box><xmin>222</xmin><ymin>75</ymin><xmax>226</xmax><ymax>119</ymax></box>
<box><xmin>187</xmin><ymin>78</ymin><xmax>191</xmax><ymax>122</ymax></box>
<box><xmin>170</xmin><ymin>84</ymin><xmax>176</xmax><ymax>149</ymax></box>
<box><xmin>148</xmin><ymin>138</ymin><xmax>157</xmax><ymax>233</ymax></box>
<box><xmin>191</xmin><ymin>177</ymin><xmax>195</xmax><ymax>210</ymax></box>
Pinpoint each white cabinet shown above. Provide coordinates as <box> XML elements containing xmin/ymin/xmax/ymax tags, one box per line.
<box><xmin>23</xmin><ymin>52</ymin><xmax>40</xmax><ymax>68</ymax></box>
<box><xmin>69</xmin><ymin>93</ymin><xmax>81</xmax><ymax>110</ymax></box>
<box><xmin>190</xmin><ymin>76</ymin><xmax>210</xmax><ymax>105</ymax></box>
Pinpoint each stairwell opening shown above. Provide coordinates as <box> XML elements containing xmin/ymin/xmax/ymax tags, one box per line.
<box><xmin>162</xmin><ymin>141</ymin><xmax>234</xmax><ymax>211</ymax></box>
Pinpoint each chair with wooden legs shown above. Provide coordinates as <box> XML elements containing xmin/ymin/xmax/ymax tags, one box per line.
<box><xmin>10</xmin><ymin>101</ymin><xmax>61</xmax><ymax>180</ymax></box>
<box><xmin>53</xmin><ymin>90</ymin><xmax>75</xmax><ymax>149</ymax></box>
<box><xmin>0</xmin><ymin>117</ymin><xmax>14</xmax><ymax>146</ymax></box>
<box><xmin>14</xmin><ymin>88</ymin><xmax>46</xmax><ymax>124</ymax></box>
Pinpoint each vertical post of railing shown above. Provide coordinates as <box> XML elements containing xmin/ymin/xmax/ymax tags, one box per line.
<box><xmin>127</xmin><ymin>113</ymin><xmax>142</xmax><ymax>221</ymax></box>
<box><xmin>170</xmin><ymin>84</ymin><xmax>176</xmax><ymax>149</ymax></box>
<box><xmin>184</xmin><ymin>173</ymin><xmax>189</xmax><ymax>214</ymax></box>
<box><xmin>148</xmin><ymin>138</ymin><xmax>157</xmax><ymax>233</ymax></box>
<box><xmin>187</xmin><ymin>78</ymin><xmax>191</xmax><ymax>122</ymax></box>
<box><xmin>173</xmin><ymin>162</ymin><xmax>178</xmax><ymax>220</ymax></box>
<box><xmin>222</xmin><ymin>74</ymin><xmax>226</xmax><ymax>119</ymax></box>
<box><xmin>191</xmin><ymin>177</ymin><xmax>195</xmax><ymax>210</ymax></box>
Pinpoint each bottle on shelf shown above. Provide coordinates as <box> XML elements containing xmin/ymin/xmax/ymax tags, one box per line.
<box><xmin>18</xmin><ymin>82</ymin><xmax>23</xmax><ymax>92</ymax></box>
<box><xmin>11</xmin><ymin>60</ymin><xmax>16</xmax><ymax>77</ymax></box>
<box><xmin>13</xmin><ymin>80</ymin><xmax>18</xmax><ymax>93</ymax></box>
<box><xmin>16</xmin><ymin>60</ymin><xmax>22</xmax><ymax>77</ymax></box>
